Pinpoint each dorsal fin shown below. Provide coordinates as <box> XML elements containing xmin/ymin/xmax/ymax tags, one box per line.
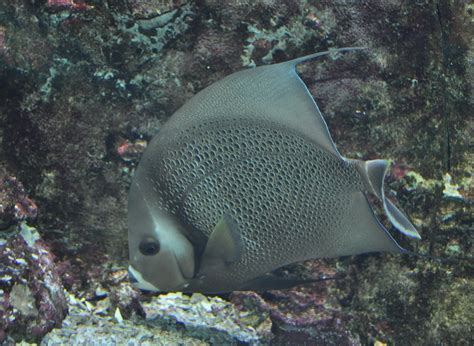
<box><xmin>352</xmin><ymin>159</ymin><xmax>421</xmax><ymax>239</ymax></box>
<box><xmin>162</xmin><ymin>47</ymin><xmax>366</xmax><ymax>159</ymax></box>
<box><xmin>283</xmin><ymin>46</ymin><xmax>366</xmax><ymax>67</ymax></box>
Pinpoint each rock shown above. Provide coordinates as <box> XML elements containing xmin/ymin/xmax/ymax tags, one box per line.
<box><xmin>0</xmin><ymin>173</ymin><xmax>37</xmax><ymax>230</ymax></box>
<box><xmin>143</xmin><ymin>292</ymin><xmax>273</xmax><ymax>344</ymax></box>
<box><xmin>231</xmin><ymin>260</ymin><xmax>360</xmax><ymax>345</ymax></box>
<box><xmin>128</xmin><ymin>0</ymin><xmax>189</xmax><ymax>19</ymax></box>
<box><xmin>0</xmin><ymin>223</ymin><xmax>67</xmax><ymax>343</ymax></box>
<box><xmin>42</xmin><ymin>293</ymin><xmax>207</xmax><ymax>346</ymax></box>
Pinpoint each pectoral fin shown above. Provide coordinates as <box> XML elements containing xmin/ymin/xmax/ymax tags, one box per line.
<box><xmin>199</xmin><ymin>214</ymin><xmax>242</xmax><ymax>274</ymax></box>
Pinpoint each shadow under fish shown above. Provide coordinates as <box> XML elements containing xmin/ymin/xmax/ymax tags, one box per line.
<box><xmin>127</xmin><ymin>47</ymin><xmax>421</xmax><ymax>294</ymax></box>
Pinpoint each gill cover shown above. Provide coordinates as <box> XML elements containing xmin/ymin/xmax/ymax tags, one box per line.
<box><xmin>128</xmin><ymin>170</ymin><xmax>195</xmax><ymax>291</ymax></box>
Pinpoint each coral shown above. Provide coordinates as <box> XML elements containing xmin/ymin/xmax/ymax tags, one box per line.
<box><xmin>114</xmin><ymin>3</ymin><xmax>195</xmax><ymax>59</ymax></box>
<box><xmin>442</xmin><ymin>173</ymin><xmax>464</xmax><ymax>201</ymax></box>
<box><xmin>241</xmin><ymin>5</ymin><xmax>336</xmax><ymax>66</ymax></box>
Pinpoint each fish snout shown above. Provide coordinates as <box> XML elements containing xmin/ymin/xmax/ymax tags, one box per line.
<box><xmin>127</xmin><ymin>265</ymin><xmax>160</xmax><ymax>291</ymax></box>
<box><xmin>128</xmin><ymin>267</ymin><xmax>138</xmax><ymax>284</ymax></box>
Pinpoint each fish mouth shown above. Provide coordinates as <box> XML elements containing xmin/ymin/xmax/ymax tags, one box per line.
<box><xmin>127</xmin><ymin>251</ymin><xmax>190</xmax><ymax>292</ymax></box>
<box><xmin>128</xmin><ymin>265</ymin><xmax>160</xmax><ymax>292</ymax></box>
<box><xmin>128</xmin><ymin>268</ymin><xmax>138</xmax><ymax>283</ymax></box>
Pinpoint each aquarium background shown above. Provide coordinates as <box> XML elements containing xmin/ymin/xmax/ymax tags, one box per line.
<box><xmin>0</xmin><ymin>0</ymin><xmax>472</xmax><ymax>344</ymax></box>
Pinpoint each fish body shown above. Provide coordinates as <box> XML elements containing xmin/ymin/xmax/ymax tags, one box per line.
<box><xmin>128</xmin><ymin>48</ymin><xmax>420</xmax><ymax>293</ymax></box>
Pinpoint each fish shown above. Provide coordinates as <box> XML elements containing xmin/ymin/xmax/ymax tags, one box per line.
<box><xmin>127</xmin><ymin>47</ymin><xmax>421</xmax><ymax>294</ymax></box>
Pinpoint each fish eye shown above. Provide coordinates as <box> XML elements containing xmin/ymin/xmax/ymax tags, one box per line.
<box><xmin>139</xmin><ymin>237</ymin><xmax>160</xmax><ymax>256</ymax></box>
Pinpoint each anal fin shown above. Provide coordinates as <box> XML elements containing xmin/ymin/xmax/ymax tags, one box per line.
<box><xmin>336</xmin><ymin>191</ymin><xmax>404</xmax><ymax>256</ymax></box>
<box><xmin>238</xmin><ymin>273</ymin><xmax>335</xmax><ymax>292</ymax></box>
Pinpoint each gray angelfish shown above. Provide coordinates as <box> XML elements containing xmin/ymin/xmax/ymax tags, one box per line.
<box><xmin>128</xmin><ymin>47</ymin><xmax>421</xmax><ymax>293</ymax></box>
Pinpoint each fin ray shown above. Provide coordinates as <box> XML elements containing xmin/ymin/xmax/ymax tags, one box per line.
<box><xmin>283</xmin><ymin>46</ymin><xmax>367</xmax><ymax>67</ymax></box>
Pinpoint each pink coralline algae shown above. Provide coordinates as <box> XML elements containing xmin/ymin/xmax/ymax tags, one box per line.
<box><xmin>0</xmin><ymin>174</ymin><xmax>37</xmax><ymax>230</ymax></box>
<box><xmin>0</xmin><ymin>26</ymin><xmax>7</xmax><ymax>56</ymax></box>
<box><xmin>389</xmin><ymin>162</ymin><xmax>411</xmax><ymax>181</ymax></box>
<box><xmin>46</xmin><ymin>0</ymin><xmax>92</xmax><ymax>11</ymax></box>
<box><xmin>117</xmin><ymin>139</ymin><xmax>147</xmax><ymax>162</ymax></box>
<box><xmin>231</xmin><ymin>261</ymin><xmax>360</xmax><ymax>344</ymax></box>
<box><xmin>0</xmin><ymin>224</ymin><xmax>68</xmax><ymax>343</ymax></box>
<box><xmin>303</xmin><ymin>12</ymin><xmax>322</xmax><ymax>29</ymax></box>
<box><xmin>128</xmin><ymin>0</ymin><xmax>187</xmax><ymax>19</ymax></box>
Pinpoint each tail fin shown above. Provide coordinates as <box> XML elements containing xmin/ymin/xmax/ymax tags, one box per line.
<box><xmin>352</xmin><ymin>159</ymin><xmax>421</xmax><ymax>240</ymax></box>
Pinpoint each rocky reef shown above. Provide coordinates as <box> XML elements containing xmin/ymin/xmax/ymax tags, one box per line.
<box><xmin>0</xmin><ymin>0</ymin><xmax>472</xmax><ymax>344</ymax></box>
<box><xmin>0</xmin><ymin>222</ymin><xmax>67</xmax><ymax>342</ymax></box>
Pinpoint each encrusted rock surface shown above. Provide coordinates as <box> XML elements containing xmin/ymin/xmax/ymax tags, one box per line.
<box><xmin>0</xmin><ymin>172</ymin><xmax>37</xmax><ymax>229</ymax></box>
<box><xmin>0</xmin><ymin>223</ymin><xmax>67</xmax><ymax>343</ymax></box>
<box><xmin>231</xmin><ymin>262</ymin><xmax>361</xmax><ymax>345</ymax></box>
<box><xmin>42</xmin><ymin>291</ymin><xmax>272</xmax><ymax>345</ymax></box>
<box><xmin>143</xmin><ymin>292</ymin><xmax>273</xmax><ymax>344</ymax></box>
<box><xmin>0</xmin><ymin>0</ymin><xmax>471</xmax><ymax>344</ymax></box>
<box><xmin>42</xmin><ymin>293</ymin><xmax>207</xmax><ymax>346</ymax></box>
